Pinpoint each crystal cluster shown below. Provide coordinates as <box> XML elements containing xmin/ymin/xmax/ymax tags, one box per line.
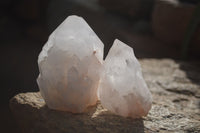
<box><xmin>37</xmin><ymin>15</ymin><xmax>104</xmax><ymax>113</ymax></box>
<box><xmin>37</xmin><ymin>15</ymin><xmax>152</xmax><ymax>117</ymax></box>
<box><xmin>98</xmin><ymin>39</ymin><xmax>152</xmax><ymax>118</ymax></box>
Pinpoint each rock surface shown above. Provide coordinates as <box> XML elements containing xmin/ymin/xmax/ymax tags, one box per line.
<box><xmin>10</xmin><ymin>59</ymin><xmax>200</xmax><ymax>133</ymax></box>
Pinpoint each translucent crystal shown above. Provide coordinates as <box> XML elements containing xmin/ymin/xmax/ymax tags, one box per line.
<box><xmin>37</xmin><ymin>15</ymin><xmax>104</xmax><ymax>113</ymax></box>
<box><xmin>98</xmin><ymin>39</ymin><xmax>152</xmax><ymax>118</ymax></box>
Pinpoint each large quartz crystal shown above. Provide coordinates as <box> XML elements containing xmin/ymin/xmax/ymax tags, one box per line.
<box><xmin>98</xmin><ymin>39</ymin><xmax>152</xmax><ymax>118</ymax></box>
<box><xmin>37</xmin><ymin>15</ymin><xmax>104</xmax><ymax>113</ymax></box>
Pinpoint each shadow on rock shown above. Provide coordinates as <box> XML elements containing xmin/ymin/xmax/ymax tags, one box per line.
<box><xmin>10</xmin><ymin>93</ymin><xmax>145</xmax><ymax>133</ymax></box>
<box><xmin>176</xmin><ymin>60</ymin><xmax>200</xmax><ymax>86</ymax></box>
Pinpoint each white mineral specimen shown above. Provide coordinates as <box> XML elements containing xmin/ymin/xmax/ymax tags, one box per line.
<box><xmin>37</xmin><ymin>15</ymin><xmax>104</xmax><ymax>113</ymax></box>
<box><xmin>98</xmin><ymin>39</ymin><xmax>152</xmax><ymax>118</ymax></box>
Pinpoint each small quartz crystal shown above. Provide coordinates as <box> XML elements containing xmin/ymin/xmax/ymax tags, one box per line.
<box><xmin>98</xmin><ymin>39</ymin><xmax>152</xmax><ymax>118</ymax></box>
<box><xmin>37</xmin><ymin>15</ymin><xmax>104</xmax><ymax>113</ymax></box>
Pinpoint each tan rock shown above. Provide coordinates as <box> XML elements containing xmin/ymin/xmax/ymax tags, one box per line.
<box><xmin>10</xmin><ymin>59</ymin><xmax>200</xmax><ymax>133</ymax></box>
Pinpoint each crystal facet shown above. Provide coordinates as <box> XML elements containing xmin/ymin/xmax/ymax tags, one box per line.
<box><xmin>98</xmin><ymin>39</ymin><xmax>152</xmax><ymax>118</ymax></box>
<box><xmin>37</xmin><ymin>15</ymin><xmax>104</xmax><ymax>113</ymax></box>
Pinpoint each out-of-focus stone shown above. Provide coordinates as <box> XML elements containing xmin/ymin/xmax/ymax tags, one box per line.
<box><xmin>37</xmin><ymin>15</ymin><xmax>104</xmax><ymax>113</ymax></box>
<box><xmin>10</xmin><ymin>59</ymin><xmax>200</xmax><ymax>133</ymax></box>
<box><xmin>99</xmin><ymin>0</ymin><xmax>154</xmax><ymax>19</ymax></box>
<box><xmin>98</xmin><ymin>39</ymin><xmax>152</xmax><ymax>118</ymax></box>
<box><xmin>152</xmin><ymin>0</ymin><xmax>200</xmax><ymax>55</ymax></box>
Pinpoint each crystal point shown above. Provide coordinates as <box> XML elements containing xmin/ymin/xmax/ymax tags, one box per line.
<box><xmin>98</xmin><ymin>39</ymin><xmax>152</xmax><ymax>118</ymax></box>
<box><xmin>37</xmin><ymin>15</ymin><xmax>104</xmax><ymax>113</ymax></box>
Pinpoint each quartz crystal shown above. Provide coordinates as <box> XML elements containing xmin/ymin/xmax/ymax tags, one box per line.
<box><xmin>98</xmin><ymin>39</ymin><xmax>152</xmax><ymax>118</ymax></box>
<box><xmin>37</xmin><ymin>15</ymin><xmax>104</xmax><ymax>113</ymax></box>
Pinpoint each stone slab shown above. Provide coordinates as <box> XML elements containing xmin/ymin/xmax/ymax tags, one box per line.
<box><xmin>10</xmin><ymin>59</ymin><xmax>200</xmax><ymax>133</ymax></box>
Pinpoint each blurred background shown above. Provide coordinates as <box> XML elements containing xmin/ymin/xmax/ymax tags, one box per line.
<box><xmin>0</xmin><ymin>0</ymin><xmax>200</xmax><ymax>132</ymax></box>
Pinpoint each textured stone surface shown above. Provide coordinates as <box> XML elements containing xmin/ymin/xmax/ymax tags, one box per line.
<box><xmin>98</xmin><ymin>39</ymin><xmax>152</xmax><ymax>118</ymax></box>
<box><xmin>10</xmin><ymin>59</ymin><xmax>200</xmax><ymax>133</ymax></box>
<box><xmin>141</xmin><ymin>59</ymin><xmax>200</xmax><ymax>132</ymax></box>
<box><xmin>37</xmin><ymin>15</ymin><xmax>104</xmax><ymax>113</ymax></box>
